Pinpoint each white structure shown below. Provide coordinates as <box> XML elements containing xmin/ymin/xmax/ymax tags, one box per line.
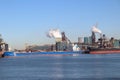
<box><xmin>72</xmin><ymin>44</ymin><xmax>80</xmax><ymax>51</ymax></box>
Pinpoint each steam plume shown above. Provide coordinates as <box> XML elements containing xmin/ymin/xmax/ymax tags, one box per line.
<box><xmin>47</xmin><ymin>29</ymin><xmax>62</xmax><ymax>38</ymax></box>
<box><xmin>92</xmin><ymin>26</ymin><xmax>102</xmax><ymax>34</ymax></box>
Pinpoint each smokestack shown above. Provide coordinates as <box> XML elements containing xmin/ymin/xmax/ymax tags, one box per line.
<box><xmin>91</xmin><ymin>32</ymin><xmax>96</xmax><ymax>44</ymax></box>
<box><xmin>61</xmin><ymin>32</ymin><xmax>66</xmax><ymax>41</ymax></box>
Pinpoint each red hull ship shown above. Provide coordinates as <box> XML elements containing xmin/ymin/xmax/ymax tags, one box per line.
<box><xmin>89</xmin><ymin>48</ymin><xmax>120</xmax><ymax>54</ymax></box>
<box><xmin>83</xmin><ymin>24</ymin><xmax>120</xmax><ymax>54</ymax></box>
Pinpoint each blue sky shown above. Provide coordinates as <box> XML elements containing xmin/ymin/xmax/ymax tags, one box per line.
<box><xmin>0</xmin><ymin>0</ymin><xmax>120</xmax><ymax>49</ymax></box>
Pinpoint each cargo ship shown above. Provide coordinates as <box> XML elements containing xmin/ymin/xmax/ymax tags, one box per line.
<box><xmin>84</xmin><ymin>24</ymin><xmax>120</xmax><ymax>54</ymax></box>
<box><xmin>2</xmin><ymin>30</ymin><xmax>83</xmax><ymax>57</ymax></box>
<box><xmin>85</xmin><ymin>47</ymin><xmax>120</xmax><ymax>54</ymax></box>
<box><xmin>3</xmin><ymin>51</ymin><xmax>83</xmax><ymax>57</ymax></box>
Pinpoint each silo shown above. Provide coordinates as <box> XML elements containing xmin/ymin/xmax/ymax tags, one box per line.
<box><xmin>113</xmin><ymin>40</ymin><xmax>119</xmax><ymax>48</ymax></box>
<box><xmin>84</xmin><ymin>37</ymin><xmax>89</xmax><ymax>44</ymax></box>
<box><xmin>55</xmin><ymin>37</ymin><xmax>62</xmax><ymax>51</ymax></box>
<box><xmin>88</xmin><ymin>36</ymin><xmax>92</xmax><ymax>44</ymax></box>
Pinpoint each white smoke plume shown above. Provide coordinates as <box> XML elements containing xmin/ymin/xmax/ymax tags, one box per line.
<box><xmin>47</xmin><ymin>29</ymin><xmax>62</xmax><ymax>38</ymax></box>
<box><xmin>92</xmin><ymin>26</ymin><xmax>102</xmax><ymax>34</ymax></box>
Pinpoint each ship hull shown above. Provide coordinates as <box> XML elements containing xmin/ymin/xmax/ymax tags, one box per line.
<box><xmin>2</xmin><ymin>51</ymin><xmax>83</xmax><ymax>57</ymax></box>
<box><xmin>89</xmin><ymin>48</ymin><xmax>120</xmax><ymax>54</ymax></box>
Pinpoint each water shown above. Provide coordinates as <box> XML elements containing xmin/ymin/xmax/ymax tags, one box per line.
<box><xmin>0</xmin><ymin>53</ymin><xmax>120</xmax><ymax>80</ymax></box>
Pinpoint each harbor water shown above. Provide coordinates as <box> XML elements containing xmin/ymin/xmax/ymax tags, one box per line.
<box><xmin>0</xmin><ymin>53</ymin><xmax>120</xmax><ymax>80</ymax></box>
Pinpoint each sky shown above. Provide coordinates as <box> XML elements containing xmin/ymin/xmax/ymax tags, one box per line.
<box><xmin>0</xmin><ymin>0</ymin><xmax>120</xmax><ymax>50</ymax></box>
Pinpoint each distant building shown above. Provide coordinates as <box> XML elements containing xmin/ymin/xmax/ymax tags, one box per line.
<box><xmin>78</xmin><ymin>37</ymin><xmax>83</xmax><ymax>43</ymax></box>
<box><xmin>84</xmin><ymin>37</ymin><xmax>89</xmax><ymax>44</ymax></box>
<box><xmin>113</xmin><ymin>39</ymin><xmax>120</xmax><ymax>48</ymax></box>
<box><xmin>26</xmin><ymin>44</ymin><xmax>52</xmax><ymax>52</ymax></box>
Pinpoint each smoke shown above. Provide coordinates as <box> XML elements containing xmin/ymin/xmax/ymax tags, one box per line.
<box><xmin>47</xmin><ymin>29</ymin><xmax>62</xmax><ymax>38</ymax></box>
<box><xmin>92</xmin><ymin>26</ymin><xmax>102</xmax><ymax>34</ymax></box>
